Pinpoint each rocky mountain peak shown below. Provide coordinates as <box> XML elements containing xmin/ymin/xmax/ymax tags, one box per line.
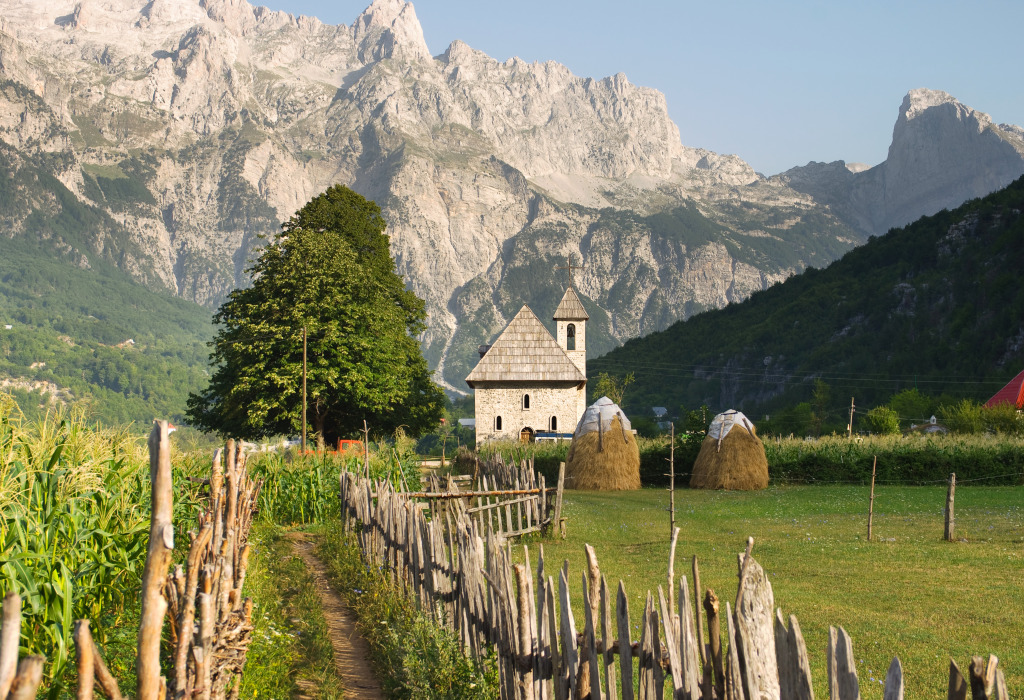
<box><xmin>893</xmin><ymin>87</ymin><xmax>994</xmax><ymax>143</ymax></box>
<box><xmin>353</xmin><ymin>0</ymin><xmax>430</xmax><ymax>63</ymax></box>
<box><xmin>780</xmin><ymin>88</ymin><xmax>1024</xmax><ymax>237</ymax></box>
<box><xmin>901</xmin><ymin>87</ymin><xmax>961</xmax><ymax>118</ymax></box>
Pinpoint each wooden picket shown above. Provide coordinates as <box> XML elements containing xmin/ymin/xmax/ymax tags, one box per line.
<box><xmin>339</xmin><ymin>466</ymin><xmax>1013</xmax><ymax>700</ymax></box>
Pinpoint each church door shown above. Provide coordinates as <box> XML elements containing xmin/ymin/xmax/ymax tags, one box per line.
<box><xmin>519</xmin><ymin>427</ymin><xmax>535</xmax><ymax>443</ymax></box>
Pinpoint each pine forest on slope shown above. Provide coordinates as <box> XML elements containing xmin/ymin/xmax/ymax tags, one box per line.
<box><xmin>593</xmin><ymin>176</ymin><xmax>1024</xmax><ymax>421</ymax></box>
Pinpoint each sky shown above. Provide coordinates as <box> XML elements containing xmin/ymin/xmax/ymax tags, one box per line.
<box><xmin>259</xmin><ymin>0</ymin><xmax>1024</xmax><ymax>176</ymax></box>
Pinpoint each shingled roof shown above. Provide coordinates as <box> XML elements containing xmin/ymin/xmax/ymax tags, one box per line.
<box><xmin>466</xmin><ymin>305</ymin><xmax>585</xmax><ymax>386</ymax></box>
<box><xmin>553</xmin><ymin>286</ymin><xmax>589</xmax><ymax>320</ymax></box>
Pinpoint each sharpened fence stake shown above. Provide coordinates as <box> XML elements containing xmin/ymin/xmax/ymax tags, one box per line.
<box><xmin>944</xmin><ymin>473</ymin><xmax>956</xmax><ymax>542</ymax></box>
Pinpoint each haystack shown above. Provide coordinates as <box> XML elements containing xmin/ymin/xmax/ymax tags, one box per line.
<box><xmin>690</xmin><ymin>410</ymin><xmax>768</xmax><ymax>490</ymax></box>
<box><xmin>565</xmin><ymin>397</ymin><xmax>641</xmax><ymax>490</ymax></box>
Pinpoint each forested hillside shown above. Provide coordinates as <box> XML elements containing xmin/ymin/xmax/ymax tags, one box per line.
<box><xmin>593</xmin><ymin>176</ymin><xmax>1024</xmax><ymax>420</ymax></box>
<box><xmin>0</xmin><ymin>236</ymin><xmax>211</xmax><ymax>425</ymax></box>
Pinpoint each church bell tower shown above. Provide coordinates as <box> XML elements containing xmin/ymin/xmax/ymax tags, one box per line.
<box><xmin>553</xmin><ymin>286</ymin><xmax>588</xmax><ymax>377</ymax></box>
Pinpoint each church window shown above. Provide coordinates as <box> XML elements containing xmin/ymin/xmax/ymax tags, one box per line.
<box><xmin>523</xmin><ymin>394</ymin><xmax>530</xmax><ymax>409</ymax></box>
<box><xmin>567</xmin><ymin>324</ymin><xmax>576</xmax><ymax>350</ymax></box>
<box><xmin>495</xmin><ymin>415</ymin><xmax>503</xmax><ymax>431</ymax></box>
<box><xmin>550</xmin><ymin>416</ymin><xmax>558</xmax><ymax>431</ymax></box>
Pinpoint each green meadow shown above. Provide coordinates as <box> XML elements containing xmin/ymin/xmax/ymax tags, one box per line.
<box><xmin>520</xmin><ymin>484</ymin><xmax>1023</xmax><ymax>699</ymax></box>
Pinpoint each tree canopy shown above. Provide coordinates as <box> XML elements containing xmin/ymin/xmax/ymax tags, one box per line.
<box><xmin>186</xmin><ymin>185</ymin><xmax>444</xmax><ymax>441</ymax></box>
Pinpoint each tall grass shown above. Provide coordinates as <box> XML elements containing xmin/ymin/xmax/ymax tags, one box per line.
<box><xmin>251</xmin><ymin>441</ymin><xmax>421</xmax><ymax>526</ymax></box>
<box><xmin>0</xmin><ymin>399</ymin><xmax>205</xmax><ymax>690</ymax></box>
<box><xmin>315</xmin><ymin>520</ymin><xmax>498</xmax><ymax>698</ymax></box>
<box><xmin>241</xmin><ymin>525</ymin><xmax>346</xmax><ymax>699</ymax></box>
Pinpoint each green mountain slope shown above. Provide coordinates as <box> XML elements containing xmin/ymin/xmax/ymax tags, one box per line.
<box><xmin>0</xmin><ymin>236</ymin><xmax>212</xmax><ymax>425</ymax></box>
<box><xmin>0</xmin><ymin>143</ymin><xmax>212</xmax><ymax>425</ymax></box>
<box><xmin>593</xmin><ymin>176</ymin><xmax>1024</xmax><ymax>417</ymax></box>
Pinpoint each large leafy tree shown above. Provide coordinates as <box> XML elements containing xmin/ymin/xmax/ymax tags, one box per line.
<box><xmin>186</xmin><ymin>185</ymin><xmax>444</xmax><ymax>441</ymax></box>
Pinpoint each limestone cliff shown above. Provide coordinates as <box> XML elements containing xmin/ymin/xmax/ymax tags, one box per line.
<box><xmin>779</xmin><ymin>89</ymin><xmax>1024</xmax><ymax>237</ymax></box>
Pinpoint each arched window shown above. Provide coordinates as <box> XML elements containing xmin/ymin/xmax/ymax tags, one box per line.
<box><xmin>567</xmin><ymin>323</ymin><xmax>576</xmax><ymax>351</ymax></box>
<box><xmin>495</xmin><ymin>415</ymin><xmax>503</xmax><ymax>431</ymax></box>
<box><xmin>523</xmin><ymin>394</ymin><xmax>530</xmax><ymax>409</ymax></box>
<box><xmin>550</xmin><ymin>416</ymin><xmax>558</xmax><ymax>431</ymax></box>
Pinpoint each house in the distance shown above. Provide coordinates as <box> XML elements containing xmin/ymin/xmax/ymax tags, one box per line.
<box><xmin>985</xmin><ymin>368</ymin><xmax>1024</xmax><ymax>409</ymax></box>
<box><xmin>466</xmin><ymin>287</ymin><xmax>588</xmax><ymax>446</ymax></box>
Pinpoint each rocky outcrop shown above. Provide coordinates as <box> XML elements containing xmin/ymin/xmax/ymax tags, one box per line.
<box><xmin>780</xmin><ymin>89</ymin><xmax>1024</xmax><ymax>236</ymax></box>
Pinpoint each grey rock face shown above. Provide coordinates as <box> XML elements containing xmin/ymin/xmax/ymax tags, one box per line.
<box><xmin>780</xmin><ymin>88</ymin><xmax>1024</xmax><ymax>237</ymax></box>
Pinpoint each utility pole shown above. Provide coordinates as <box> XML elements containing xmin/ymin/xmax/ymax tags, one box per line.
<box><xmin>301</xmin><ymin>325</ymin><xmax>307</xmax><ymax>453</ymax></box>
<box><xmin>668</xmin><ymin>423</ymin><xmax>676</xmax><ymax>536</ymax></box>
<box><xmin>847</xmin><ymin>396</ymin><xmax>855</xmax><ymax>439</ymax></box>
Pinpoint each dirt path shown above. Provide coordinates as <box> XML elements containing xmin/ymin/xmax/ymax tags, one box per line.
<box><xmin>285</xmin><ymin>532</ymin><xmax>385</xmax><ymax>700</ymax></box>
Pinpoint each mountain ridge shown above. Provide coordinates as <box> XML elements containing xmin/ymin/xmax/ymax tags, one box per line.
<box><xmin>0</xmin><ymin>0</ymin><xmax>1022</xmax><ymax>399</ymax></box>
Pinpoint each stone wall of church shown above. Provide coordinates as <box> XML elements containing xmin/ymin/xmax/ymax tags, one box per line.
<box><xmin>474</xmin><ymin>381</ymin><xmax>587</xmax><ymax>445</ymax></box>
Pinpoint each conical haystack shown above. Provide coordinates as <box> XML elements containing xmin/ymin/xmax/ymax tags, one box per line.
<box><xmin>690</xmin><ymin>410</ymin><xmax>768</xmax><ymax>490</ymax></box>
<box><xmin>565</xmin><ymin>397</ymin><xmax>641</xmax><ymax>490</ymax></box>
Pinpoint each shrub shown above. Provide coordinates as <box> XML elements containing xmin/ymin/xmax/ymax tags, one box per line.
<box><xmin>765</xmin><ymin>433</ymin><xmax>1024</xmax><ymax>484</ymax></box>
<box><xmin>982</xmin><ymin>402</ymin><xmax>1024</xmax><ymax>436</ymax></box>
<box><xmin>865</xmin><ymin>406</ymin><xmax>901</xmax><ymax>435</ymax></box>
<box><xmin>940</xmin><ymin>399</ymin><xmax>987</xmax><ymax>434</ymax></box>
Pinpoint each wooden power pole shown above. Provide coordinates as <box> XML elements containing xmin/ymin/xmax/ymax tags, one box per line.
<box><xmin>847</xmin><ymin>396</ymin><xmax>855</xmax><ymax>438</ymax></box>
<box><xmin>301</xmin><ymin>325</ymin><xmax>307</xmax><ymax>453</ymax></box>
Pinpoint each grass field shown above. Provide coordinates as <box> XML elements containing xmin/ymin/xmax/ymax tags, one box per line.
<box><xmin>517</xmin><ymin>485</ymin><xmax>1023</xmax><ymax>699</ymax></box>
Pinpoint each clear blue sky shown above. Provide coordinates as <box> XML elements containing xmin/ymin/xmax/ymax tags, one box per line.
<box><xmin>260</xmin><ymin>0</ymin><xmax>1024</xmax><ymax>175</ymax></box>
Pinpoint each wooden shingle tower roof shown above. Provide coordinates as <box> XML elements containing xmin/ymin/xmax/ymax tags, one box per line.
<box><xmin>465</xmin><ymin>305</ymin><xmax>585</xmax><ymax>387</ymax></box>
<box><xmin>553</xmin><ymin>286</ymin><xmax>589</xmax><ymax>320</ymax></box>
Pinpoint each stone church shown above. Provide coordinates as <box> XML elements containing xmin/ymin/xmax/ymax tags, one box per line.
<box><xmin>466</xmin><ymin>287</ymin><xmax>589</xmax><ymax>445</ymax></box>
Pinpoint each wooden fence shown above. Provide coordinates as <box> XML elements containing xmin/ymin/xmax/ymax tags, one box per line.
<box><xmin>0</xmin><ymin>423</ymin><xmax>261</xmax><ymax>700</ymax></box>
<box><xmin>409</xmin><ymin>455</ymin><xmax>565</xmax><ymax>540</ymax></box>
<box><xmin>339</xmin><ymin>467</ymin><xmax>1011</xmax><ymax>700</ymax></box>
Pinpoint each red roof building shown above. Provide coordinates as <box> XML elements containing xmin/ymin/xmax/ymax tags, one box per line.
<box><xmin>985</xmin><ymin>368</ymin><xmax>1024</xmax><ymax>408</ymax></box>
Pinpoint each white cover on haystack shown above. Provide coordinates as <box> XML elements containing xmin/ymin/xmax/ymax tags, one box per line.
<box><xmin>707</xmin><ymin>410</ymin><xmax>756</xmax><ymax>440</ymax></box>
<box><xmin>573</xmin><ymin>396</ymin><xmax>632</xmax><ymax>436</ymax></box>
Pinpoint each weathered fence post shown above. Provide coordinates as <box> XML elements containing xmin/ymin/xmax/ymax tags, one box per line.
<box><xmin>703</xmin><ymin>590</ymin><xmax>724</xmax><ymax>700</ymax></box>
<box><xmin>883</xmin><ymin>657</ymin><xmax>904</xmax><ymax>700</ymax></box>
<box><xmin>944</xmin><ymin>473</ymin><xmax>956</xmax><ymax>542</ymax></box>
<box><xmin>948</xmin><ymin>659</ymin><xmax>968</xmax><ymax>700</ymax></box>
<box><xmin>554</xmin><ymin>463</ymin><xmax>566</xmax><ymax>538</ymax></box>
<box><xmin>74</xmin><ymin>620</ymin><xmax>95</xmax><ymax>700</ymax></box>
<box><xmin>827</xmin><ymin>626</ymin><xmax>861</xmax><ymax>700</ymax></box>
<box><xmin>0</xmin><ymin>592</ymin><xmax>21</xmax><ymax>699</ymax></box>
<box><xmin>138</xmin><ymin>420</ymin><xmax>174</xmax><ymax>700</ymax></box>
<box><xmin>668</xmin><ymin>423</ymin><xmax>676</xmax><ymax>536</ymax></box>
<box><xmin>868</xmin><ymin>455</ymin><xmax>877</xmax><ymax>542</ymax></box>
<box><xmin>0</xmin><ymin>594</ymin><xmax>46</xmax><ymax>700</ymax></box>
